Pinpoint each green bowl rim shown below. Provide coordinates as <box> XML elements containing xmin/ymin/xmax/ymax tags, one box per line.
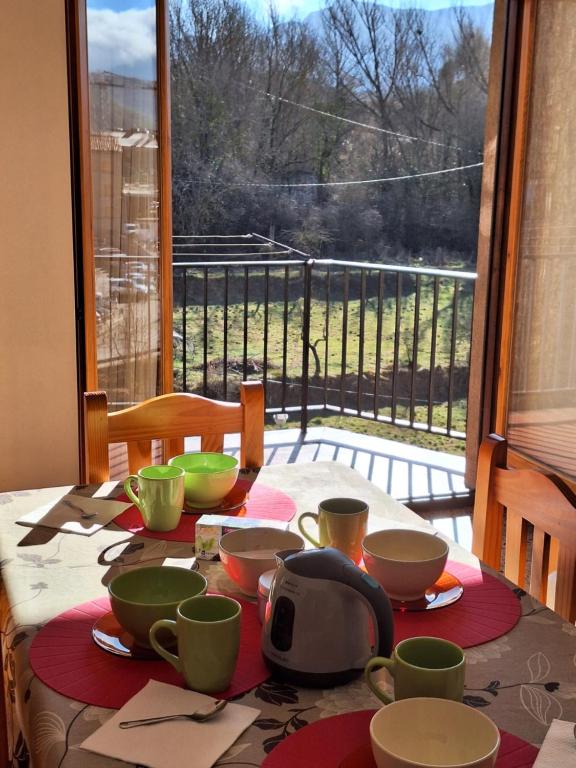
<box><xmin>168</xmin><ymin>452</ymin><xmax>239</xmax><ymax>476</ymax></box>
<box><xmin>108</xmin><ymin>566</ymin><xmax>207</xmax><ymax>607</ymax></box>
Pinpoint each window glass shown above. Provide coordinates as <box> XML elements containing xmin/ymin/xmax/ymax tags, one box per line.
<box><xmin>507</xmin><ymin>0</ymin><xmax>576</xmax><ymax>478</ymax></box>
<box><xmin>86</xmin><ymin>0</ymin><xmax>161</xmax><ymax>410</ymax></box>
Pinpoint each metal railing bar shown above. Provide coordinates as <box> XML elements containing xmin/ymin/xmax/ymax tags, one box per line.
<box><xmin>251</xmin><ymin>232</ymin><xmax>310</xmax><ymax>259</ymax></box>
<box><xmin>281</xmin><ymin>266</ymin><xmax>289</xmax><ymax>411</ymax></box>
<box><xmin>174</xmin><ymin>250</ymin><xmax>290</xmax><ymax>258</ymax></box>
<box><xmin>223</xmin><ymin>268</ymin><xmax>229</xmax><ymax>399</ymax></box>
<box><xmin>182</xmin><ymin>269</ymin><xmax>188</xmax><ymax>391</ymax></box>
<box><xmin>391</xmin><ymin>272</ymin><xmax>402</xmax><ymax>422</ymax></box>
<box><xmin>427</xmin><ymin>276</ymin><xmax>440</xmax><ymax>429</ymax></box>
<box><xmin>447</xmin><ymin>279</ymin><xmax>459</xmax><ymax>433</ymax></box>
<box><xmin>173</xmin><ymin>258</ymin><xmax>476</xmax><ymax>281</ymax></box>
<box><xmin>373</xmin><ymin>271</ymin><xmax>384</xmax><ymax>420</ymax></box>
<box><xmin>263</xmin><ymin>266</ymin><xmax>270</xmax><ymax>398</ymax></box>
<box><xmin>173</xmin><ymin>242</ymin><xmax>273</xmax><ymax>248</ymax></box>
<box><xmin>173</xmin><ymin>233</ymin><xmax>253</xmax><ymax>239</ymax></box>
<box><xmin>174</xmin><ymin>259</ymin><xmax>305</xmax><ymax>268</ymax></box>
<box><xmin>357</xmin><ymin>270</ymin><xmax>367</xmax><ymax>414</ymax></box>
<box><xmin>340</xmin><ymin>267</ymin><xmax>350</xmax><ymax>412</ymax></box>
<box><xmin>203</xmin><ymin>267</ymin><xmax>208</xmax><ymax>394</ymax></box>
<box><xmin>323</xmin><ymin>266</ymin><xmax>331</xmax><ymax>407</ymax></box>
<box><xmin>410</xmin><ymin>274</ymin><xmax>421</xmax><ymax>426</ymax></box>
<box><xmin>243</xmin><ymin>266</ymin><xmax>249</xmax><ymax>382</ymax></box>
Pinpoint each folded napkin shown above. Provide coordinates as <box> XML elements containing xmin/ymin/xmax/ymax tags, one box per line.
<box><xmin>81</xmin><ymin>680</ymin><xmax>259</xmax><ymax>768</ymax></box>
<box><xmin>533</xmin><ymin>719</ymin><xmax>576</xmax><ymax>766</ymax></box>
<box><xmin>16</xmin><ymin>493</ymin><xmax>131</xmax><ymax>536</ymax></box>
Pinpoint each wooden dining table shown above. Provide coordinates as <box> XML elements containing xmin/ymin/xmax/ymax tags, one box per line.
<box><xmin>0</xmin><ymin>461</ymin><xmax>575</xmax><ymax>767</ymax></box>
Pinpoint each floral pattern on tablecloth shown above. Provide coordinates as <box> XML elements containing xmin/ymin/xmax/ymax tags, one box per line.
<box><xmin>0</xmin><ymin>469</ymin><xmax>575</xmax><ymax>767</ymax></box>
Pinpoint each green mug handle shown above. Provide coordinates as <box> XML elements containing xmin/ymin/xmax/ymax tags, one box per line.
<box><xmin>123</xmin><ymin>475</ymin><xmax>141</xmax><ymax>510</ymax></box>
<box><xmin>365</xmin><ymin>656</ymin><xmax>395</xmax><ymax>704</ymax></box>
<box><xmin>298</xmin><ymin>512</ymin><xmax>321</xmax><ymax>548</ymax></box>
<box><xmin>149</xmin><ymin>619</ymin><xmax>182</xmax><ymax>674</ymax></box>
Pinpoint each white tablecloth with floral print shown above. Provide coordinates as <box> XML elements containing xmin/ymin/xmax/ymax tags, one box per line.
<box><xmin>0</xmin><ymin>462</ymin><xmax>574</xmax><ymax>767</ymax></box>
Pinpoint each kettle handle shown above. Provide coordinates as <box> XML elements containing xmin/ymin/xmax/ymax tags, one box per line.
<box><xmin>342</xmin><ymin>564</ymin><xmax>394</xmax><ymax>657</ymax></box>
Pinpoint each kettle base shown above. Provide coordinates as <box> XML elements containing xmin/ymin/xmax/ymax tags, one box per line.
<box><xmin>263</xmin><ymin>655</ymin><xmax>362</xmax><ymax>688</ymax></box>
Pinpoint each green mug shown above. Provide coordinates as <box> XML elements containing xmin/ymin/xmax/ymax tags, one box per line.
<box><xmin>149</xmin><ymin>594</ymin><xmax>241</xmax><ymax>693</ymax></box>
<box><xmin>365</xmin><ymin>636</ymin><xmax>465</xmax><ymax>704</ymax></box>
<box><xmin>124</xmin><ymin>465</ymin><xmax>185</xmax><ymax>532</ymax></box>
<box><xmin>298</xmin><ymin>498</ymin><xmax>368</xmax><ymax>564</ymax></box>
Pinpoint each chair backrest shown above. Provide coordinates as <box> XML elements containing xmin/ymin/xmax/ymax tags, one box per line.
<box><xmin>83</xmin><ymin>381</ymin><xmax>264</xmax><ymax>484</ymax></box>
<box><xmin>472</xmin><ymin>433</ymin><xmax>576</xmax><ymax>621</ymax></box>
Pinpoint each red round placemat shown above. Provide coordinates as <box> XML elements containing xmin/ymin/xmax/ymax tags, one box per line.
<box><xmin>261</xmin><ymin>710</ymin><xmax>539</xmax><ymax>768</ymax></box>
<box><xmin>113</xmin><ymin>480</ymin><xmax>297</xmax><ymax>543</ymax></box>
<box><xmin>29</xmin><ymin>595</ymin><xmax>269</xmax><ymax>709</ymax></box>
<box><xmin>393</xmin><ymin>560</ymin><xmax>521</xmax><ymax>649</ymax></box>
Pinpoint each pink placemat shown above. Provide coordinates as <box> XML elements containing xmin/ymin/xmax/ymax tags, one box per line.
<box><xmin>113</xmin><ymin>480</ymin><xmax>297</xmax><ymax>543</ymax></box>
<box><xmin>393</xmin><ymin>560</ymin><xmax>521</xmax><ymax>649</ymax></box>
<box><xmin>261</xmin><ymin>709</ymin><xmax>539</xmax><ymax>768</ymax></box>
<box><xmin>29</xmin><ymin>595</ymin><xmax>269</xmax><ymax>709</ymax></box>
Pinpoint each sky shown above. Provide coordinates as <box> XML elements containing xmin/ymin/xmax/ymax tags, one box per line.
<box><xmin>86</xmin><ymin>0</ymin><xmax>492</xmax><ymax>79</ymax></box>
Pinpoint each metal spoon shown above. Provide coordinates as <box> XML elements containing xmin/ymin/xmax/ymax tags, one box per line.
<box><xmin>61</xmin><ymin>498</ymin><xmax>97</xmax><ymax>520</ymax></box>
<box><xmin>118</xmin><ymin>699</ymin><xmax>228</xmax><ymax>728</ymax></box>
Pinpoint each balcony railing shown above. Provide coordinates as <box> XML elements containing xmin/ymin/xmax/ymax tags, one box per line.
<box><xmin>172</xmin><ymin>246</ymin><xmax>476</xmax><ymax>439</ymax></box>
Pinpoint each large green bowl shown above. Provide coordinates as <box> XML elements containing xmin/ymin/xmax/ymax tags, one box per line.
<box><xmin>168</xmin><ymin>452</ymin><xmax>239</xmax><ymax>508</ymax></box>
<box><xmin>108</xmin><ymin>566</ymin><xmax>207</xmax><ymax>647</ymax></box>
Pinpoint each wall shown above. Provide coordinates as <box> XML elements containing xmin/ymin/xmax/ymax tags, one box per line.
<box><xmin>0</xmin><ymin>0</ymin><xmax>79</xmax><ymax>490</ymax></box>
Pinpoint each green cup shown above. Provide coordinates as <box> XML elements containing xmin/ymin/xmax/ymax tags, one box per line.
<box><xmin>298</xmin><ymin>498</ymin><xmax>368</xmax><ymax>564</ymax></box>
<box><xmin>150</xmin><ymin>594</ymin><xmax>241</xmax><ymax>693</ymax></box>
<box><xmin>108</xmin><ymin>566</ymin><xmax>208</xmax><ymax>648</ymax></box>
<box><xmin>124</xmin><ymin>465</ymin><xmax>185</xmax><ymax>532</ymax></box>
<box><xmin>365</xmin><ymin>636</ymin><xmax>465</xmax><ymax>704</ymax></box>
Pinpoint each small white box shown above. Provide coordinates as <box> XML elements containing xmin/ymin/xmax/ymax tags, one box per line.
<box><xmin>195</xmin><ymin>515</ymin><xmax>290</xmax><ymax>560</ymax></box>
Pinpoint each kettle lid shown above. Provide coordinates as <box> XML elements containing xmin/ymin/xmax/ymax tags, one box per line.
<box><xmin>282</xmin><ymin>547</ymin><xmax>354</xmax><ymax>580</ymax></box>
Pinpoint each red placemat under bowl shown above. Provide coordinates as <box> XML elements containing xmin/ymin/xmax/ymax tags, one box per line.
<box><xmin>261</xmin><ymin>710</ymin><xmax>539</xmax><ymax>768</ymax></box>
<box><xmin>29</xmin><ymin>595</ymin><xmax>269</xmax><ymax>709</ymax></box>
<box><xmin>393</xmin><ymin>560</ymin><xmax>521</xmax><ymax>649</ymax></box>
<box><xmin>113</xmin><ymin>479</ymin><xmax>297</xmax><ymax>543</ymax></box>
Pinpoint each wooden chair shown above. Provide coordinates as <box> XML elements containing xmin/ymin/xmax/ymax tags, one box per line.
<box><xmin>472</xmin><ymin>433</ymin><xmax>576</xmax><ymax>622</ymax></box>
<box><xmin>83</xmin><ymin>381</ymin><xmax>264</xmax><ymax>483</ymax></box>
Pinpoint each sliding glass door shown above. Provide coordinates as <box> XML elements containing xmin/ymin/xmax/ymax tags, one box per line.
<box><xmin>75</xmin><ymin>0</ymin><xmax>172</xmax><ymax>412</ymax></box>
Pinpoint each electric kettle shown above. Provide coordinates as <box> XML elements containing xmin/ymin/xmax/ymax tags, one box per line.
<box><xmin>261</xmin><ymin>547</ymin><xmax>394</xmax><ymax>687</ymax></box>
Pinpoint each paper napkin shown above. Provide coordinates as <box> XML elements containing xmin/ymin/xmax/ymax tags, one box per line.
<box><xmin>533</xmin><ymin>719</ymin><xmax>576</xmax><ymax>766</ymax></box>
<box><xmin>80</xmin><ymin>680</ymin><xmax>260</xmax><ymax>768</ymax></box>
<box><xmin>16</xmin><ymin>493</ymin><xmax>131</xmax><ymax>536</ymax></box>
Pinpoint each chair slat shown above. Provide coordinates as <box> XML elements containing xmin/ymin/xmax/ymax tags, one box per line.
<box><xmin>201</xmin><ymin>434</ymin><xmax>225</xmax><ymax>453</ymax></box>
<box><xmin>529</xmin><ymin>528</ymin><xmax>549</xmax><ymax>604</ymax></box>
<box><xmin>503</xmin><ymin>509</ymin><xmax>527</xmax><ymax>589</ymax></box>
<box><xmin>127</xmin><ymin>440</ymin><xmax>152</xmax><ymax>474</ymax></box>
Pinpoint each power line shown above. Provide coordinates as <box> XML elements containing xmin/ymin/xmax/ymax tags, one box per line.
<box><xmin>258</xmin><ymin>88</ymin><xmax>483</xmax><ymax>158</ymax></box>
<box><xmin>187</xmin><ymin>69</ymin><xmax>483</xmax><ymax>159</ymax></box>
<box><xmin>188</xmin><ymin>161</ymin><xmax>483</xmax><ymax>189</ymax></box>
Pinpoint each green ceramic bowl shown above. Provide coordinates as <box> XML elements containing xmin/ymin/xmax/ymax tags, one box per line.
<box><xmin>168</xmin><ymin>452</ymin><xmax>239</xmax><ymax>508</ymax></box>
<box><xmin>108</xmin><ymin>566</ymin><xmax>207</xmax><ymax>647</ymax></box>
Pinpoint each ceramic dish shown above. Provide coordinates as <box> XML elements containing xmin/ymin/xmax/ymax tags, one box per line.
<box><xmin>168</xmin><ymin>452</ymin><xmax>239</xmax><ymax>508</ymax></box>
<box><xmin>362</xmin><ymin>528</ymin><xmax>449</xmax><ymax>601</ymax></box>
<box><xmin>390</xmin><ymin>570</ymin><xmax>463</xmax><ymax>611</ymax></box>
<box><xmin>92</xmin><ymin>612</ymin><xmax>162</xmax><ymax>660</ymax></box>
<box><xmin>219</xmin><ymin>527</ymin><xmax>304</xmax><ymax>596</ymax></box>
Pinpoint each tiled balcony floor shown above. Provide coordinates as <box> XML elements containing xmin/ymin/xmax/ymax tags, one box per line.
<box><xmin>186</xmin><ymin>426</ymin><xmax>473</xmax><ymax>549</ymax></box>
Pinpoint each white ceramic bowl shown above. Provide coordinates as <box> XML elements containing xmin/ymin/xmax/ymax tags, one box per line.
<box><xmin>219</xmin><ymin>528</ymin><xmax>305</xmax><ymax>596</ymax></box>
<box><xmin>370</xmin><ymin>697</ymin><xmax>500</xmax><ymax>768</ymax></box>
<box><xmin>362</xmin><ymin>529</ymin><xmax>448</xmax><ymax>601</ymax></box>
